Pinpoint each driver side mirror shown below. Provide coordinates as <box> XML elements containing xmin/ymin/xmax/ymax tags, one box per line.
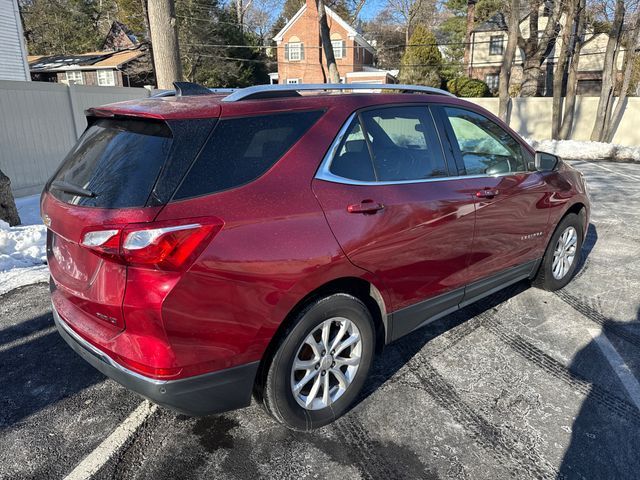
<box><xmin>534</xmin><ymin>151</ymin><xmax>559</xmax><ymax>172</ymax></box>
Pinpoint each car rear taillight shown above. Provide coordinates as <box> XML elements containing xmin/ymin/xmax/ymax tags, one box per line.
<box><xmin>81</xmin><ymin>218</ymin><xmax>223</xmax><ymax>271</ymax></box>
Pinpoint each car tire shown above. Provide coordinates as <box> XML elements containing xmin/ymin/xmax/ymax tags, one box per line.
<box><xmin>533</xmin><ymin>213</ymin><xmax>583</xmax><ymax>291</ymax></box>
<box><xmin>261</xmin><ymin>293</ymin><xmax>375</xmax><ymax>431</ymax></box>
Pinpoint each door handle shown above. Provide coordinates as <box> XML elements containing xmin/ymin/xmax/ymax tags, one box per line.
<box><xmin>475</xmin><ymin>188</ymin><xmax>500</xmax><ymax>199</ymax></box>
<box><xmin>347</xmin><ymin>200</ymin><xmax>385</xmax><ymax>214</ymax></box>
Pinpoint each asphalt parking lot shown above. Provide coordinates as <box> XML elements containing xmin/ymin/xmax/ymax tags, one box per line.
<box><xmin>1</xmin><ymin>160</ymin><xmax>639</xmax><ymax>480</ymax></box>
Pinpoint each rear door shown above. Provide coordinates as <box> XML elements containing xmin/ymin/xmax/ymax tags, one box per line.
<box><xmin>435</xmin><ymin>105</ymin><xmax>550</xmax><ymax>298</ymax></box>
<box><xmin>312</xmin><ymin>105</ymin><xmax>477</xmax><ymax>340</ymax></box>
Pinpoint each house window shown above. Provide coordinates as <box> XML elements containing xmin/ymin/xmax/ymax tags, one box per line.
<box><xmin>287</xmin><ymin>78</ymin><xmax>300</xmax><ymax>84</ymax></box>
<box><xmin>485</xmin><ymin>73</ymin><xmax>500</xmax><ymax>91</ymax></box>
<box><xmin>65</xmin><ymin>71</ymin><xmax>83</xmax><ymax>85</ymax></box>
<box><xmin>287</xmin><ymin>42</ymin><xmax>302</xmax><ymax>61</ymax></box>
<box><xmin>97</xmin><ymin>69</ymin><xmax>116</xmax><ymax>86</ymax></box>
<box><xmin>332</xmin><ymin>40</ymin><xmax>345</xmax><ymax>59</ymax></box>
<box><xmin>489</xmin><ymin>36</ymin><xmax>504</xmax><ymax>55</ymax></box>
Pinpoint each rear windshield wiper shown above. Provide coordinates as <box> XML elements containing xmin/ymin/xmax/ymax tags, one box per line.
<box><xmin>50</xmin><ymin>180</ymin><xmax>96</xmax><ymax>198</ymax></box>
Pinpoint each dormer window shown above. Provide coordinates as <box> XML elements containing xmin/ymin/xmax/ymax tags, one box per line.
<box><xmin>489</xmin><ymin>36</ymin><xmax>504</xmax><ymax>55</ymax></box>
<box><xmin>285</xmin><ymin>36</ymin><xmax>304</xmax><ymax>61</ymax></box>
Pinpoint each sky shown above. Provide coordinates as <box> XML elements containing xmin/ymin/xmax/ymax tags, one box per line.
<box><xmin>358</xmin><ymin>0</ymin><xmax>385</xmax><ymax>21</ymax></box>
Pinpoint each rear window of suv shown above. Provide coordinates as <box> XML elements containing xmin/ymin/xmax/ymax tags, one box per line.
<box><xmin>48</xmin><ymin>118</ymin><xmax>173</xmax><ymax>208</ymax></box>
<box><xmin>173</xmin><ymin>110</ymin><xmax>323</xmax><ymax>200</ymax></box>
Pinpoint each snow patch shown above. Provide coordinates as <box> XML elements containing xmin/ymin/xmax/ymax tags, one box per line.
<box><xmin>526</xmin><ymin>138</ymin><xmax>640</xmax><ymax>162</ymax></box>
<box><xmin>0</xmin><ymin>195</ymin><xmax>48</xmax><ymax>295</ymax></box>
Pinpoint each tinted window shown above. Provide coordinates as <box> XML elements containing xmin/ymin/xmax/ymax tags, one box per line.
<box><xmin>49</xmin><ymin>119</ymin><xmax>172</xmax><ymax>208</ymax></box>
<box><xmin>444</xmin><ymin>107</ymin><xmax>526</xmax><ymax>175</ymax></box>
<box><xmin>360</xmin><ymin>107</ymin><xmax>448</xmax><ymax>182</ymax></box>
<box><xmin>329</xmin><ymin>107</ymin><xmax>448</xmax><ymax>182</ymax></box>
<box><xmin>329</xmin><ymin>119</ymin><xmax>376</xmax><ymax>181</ymax></box>
<box><xmin>174</xmin><ymin>111</ymin><xmax>323</xmax><ymax>199</ymax></box>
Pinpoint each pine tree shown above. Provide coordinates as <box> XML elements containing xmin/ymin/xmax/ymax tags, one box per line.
<box><xmin>398</xmin><ymin>25</ymin><xmax>442</xmax><ymax>87</ymax></box>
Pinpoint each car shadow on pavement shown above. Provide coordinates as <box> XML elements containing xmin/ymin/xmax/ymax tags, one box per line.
<box><xmin>0</xmin><ymin>311</ymin><xmax>103</xmax><ymax>429</ymax></box>
<box><xmin>574</xmin><ymin>223</ymin><xmax>598</xmax><ymax>276</ymax></box>
<box><xmin>558</xmin><ymin>312</ymin><xmax>640</xmax><ymax>479</ymax></box>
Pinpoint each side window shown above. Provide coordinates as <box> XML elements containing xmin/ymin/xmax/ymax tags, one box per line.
<box><xmin>329</xmin><ymin>107</ymin><xmax>448</xmax><ymax>182</ymax></box>
<box><xmin>174</xmin><ymin>111</ymin><xmax>323</xmax><ymax>199</ymax></box>
<box><xmin>444</xmin><ymin>107</ymin><xmax>526</xmax><ymax>175</ymax></box>
<box><xmin>360</xmin><ymin>107</ymin><xmax>448</xmax><ymax>182</ymax></box>
<box><xmin>329</xmin><ymin>119</ymin><xmax>376</xmax><ymax>181</ymax></box>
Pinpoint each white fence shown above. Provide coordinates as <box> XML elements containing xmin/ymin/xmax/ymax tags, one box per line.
<box><xmin>468</xmin><ymin>97</ymin><xmax>640</xmax><ymax>146</ymax></box>
<box><xmin>1</xmin><ymin>80</ymin><xmax>638</xmax><ymax>197</ymax></box>
<box><xmin>0</xmin><ymin>80</ymin><xmax>151</xmax><ymax>196</ymax></box>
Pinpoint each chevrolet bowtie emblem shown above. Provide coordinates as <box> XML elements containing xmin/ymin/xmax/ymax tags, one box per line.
<box><xmin>42</xmin><ymin>214</ymin><xmax>51</xmax><ymax>227</ymax></box>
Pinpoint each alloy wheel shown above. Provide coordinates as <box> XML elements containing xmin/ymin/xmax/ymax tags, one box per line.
<box><xmin>290</xmin><ymin>317</ymin><xmax>362</xmax><ymax>410</ymax></box>
<box><xmin>552</xmin><ymin>226</ymin><xmax>578</xmax><ymax>280</ymax></box>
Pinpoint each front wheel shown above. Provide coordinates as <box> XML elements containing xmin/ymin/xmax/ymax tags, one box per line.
<box><xmin>533</xmin><ymin>213</ymin><xmax>583</xmax><ymax>291</ymax></box>
<box><xmin>261</xmin><ymin>293</ymin><xmax>375</xmax><ymax>431</ymax></box>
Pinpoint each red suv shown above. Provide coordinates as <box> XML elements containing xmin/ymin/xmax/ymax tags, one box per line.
<box><xmin>43</xmin><ymin>83</ymin><xmax>589</xmax><ymax>430</ymax></box>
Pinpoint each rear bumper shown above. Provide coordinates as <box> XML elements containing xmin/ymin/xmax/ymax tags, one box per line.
<box><xmin>53</xmin><ymin>306</ymin><xmax>259</xmax><ymax>416</ymax></box>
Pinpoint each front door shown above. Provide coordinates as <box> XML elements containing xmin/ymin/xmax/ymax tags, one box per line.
<box><xmin>312</xmin><ymin>105</ymin><xmax>477</xmax><ymax>339</ymax></box>
<box><xmin>436</xmin><ymin>105</ymin><xmax>551</xmax><ymax>297</ymax></box>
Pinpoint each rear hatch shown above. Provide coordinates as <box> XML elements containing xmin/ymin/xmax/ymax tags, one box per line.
<box><xmin>44</xmin><ymin>113</ymin><xmax>217</xmax><ymax>338</ymax></box>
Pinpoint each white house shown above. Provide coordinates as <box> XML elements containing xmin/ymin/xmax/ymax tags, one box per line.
<box><xmin>0</xmin><ymin>0</ymin><xmax>30</xmax><ymax>81</ymax></box>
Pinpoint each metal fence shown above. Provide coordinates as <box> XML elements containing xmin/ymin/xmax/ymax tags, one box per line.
<box><xmin>0</xmin><ymin>80</ymin><xmax>150</xmax><ymax>196</ymax></box>
<box><xmin>1</xmin><ymin>80</ymin><xmax>639</xmax><ymax>197</ymax></box>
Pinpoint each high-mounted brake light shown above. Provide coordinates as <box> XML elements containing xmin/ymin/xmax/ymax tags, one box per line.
<box><xmin>81</xmin><ymin>218</ymin><xmax>223</xmax><ymax>271</ymax></box>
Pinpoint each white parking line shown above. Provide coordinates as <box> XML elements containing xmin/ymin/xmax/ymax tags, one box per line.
<box><xmin>575</xmin><ymin>160</ymin><xmax>640</xmax><ymax>181</ymax></box>
<box><xmin>588</xmin><ymin>329</ymin><xmax>640</xmax><ymax>411</ymax></box>
<box><xmin>64</xmin><ymin>401</ymin><xmax>157</xmax><ymax>480</ymax></box>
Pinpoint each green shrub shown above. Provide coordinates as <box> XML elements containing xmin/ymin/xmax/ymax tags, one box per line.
<box><xmin>446</xmin><ymin>77</ymin><xmax>491</xmax><ymax>97</ymax></box>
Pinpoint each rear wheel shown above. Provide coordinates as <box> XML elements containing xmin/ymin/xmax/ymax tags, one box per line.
<box><xmin>261</xmin><ymin>293</ymin><xmax>375</xmax><ymax>431</ymax></box>
<box><xmin>533</xmin><ymin>213</ymin><xmax>583</xmax><ymax>291</ymax></box>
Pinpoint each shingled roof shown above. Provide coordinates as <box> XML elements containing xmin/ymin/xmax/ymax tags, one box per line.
<box><xmin>473</xmin><ymin>13</ymin><xmax>508</xmax><ymax>32</ymax></box>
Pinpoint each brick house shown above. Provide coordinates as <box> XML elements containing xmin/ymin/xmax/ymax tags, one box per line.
<box><xmin>272</xmin><ymin>0</ymin><xmax>396</xmax><ymax>85</ymax></box>
<box><xmin>468</xmin><ymin>11</ymin><xmax>626</xmax><ymax>96</ymax></box>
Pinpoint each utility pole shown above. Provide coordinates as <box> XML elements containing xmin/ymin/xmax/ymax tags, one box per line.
<box><xmin>147</xmin><ymin>0</ymin><xmax>183</xmax><ymax>89</ymax></box>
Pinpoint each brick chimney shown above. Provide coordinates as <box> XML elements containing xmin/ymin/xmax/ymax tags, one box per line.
<box><xmin>306</xmin><ymin>0</ymin><xmax>317</xmax><ymax>14</ymax></box>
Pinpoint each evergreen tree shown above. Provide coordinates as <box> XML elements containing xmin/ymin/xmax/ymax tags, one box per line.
<box><xmin>399</xmin><ymin>25</ymin><xmax>442</xmax><ymax>87</ymax></box>
<box><xmin>20</xmin><ymin>0</ymin><xmax>105</xmax><ymax>55</ymax></box>
<box><xmin>177</xmin><ymin>0</ymin><xmax>268</xmax><ymax>87</ymax></box>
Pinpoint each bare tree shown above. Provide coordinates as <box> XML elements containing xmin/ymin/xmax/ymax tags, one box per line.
<box><xmin>551</xmin><ymin>0</ymin><xmax>584</xmax><ymax>138</ymax></box>
<box><xmin>235</xmin><ymin>0</ymin><xmax>254</xmax><ymax>29</ymax></box>
<box><xmin>244</xmin><ymin>0</ymin><xmax>279</xmax><ymax>44</ymax></box>
<box><xmin>557</xmin><ymin>0</ymin><xmax>587</xmax><ymax>139</ymax></box>
<box><xmin>590</xmin><ymin>0</ymin><xmax>625</xmax><ymax>141</ymax></box>
<box><xmin>499</xmin><ymin>0</ymin><xmax>520</xmax><ymax>121</ymax></box>
<box><xmin>463</xmin><ymin>0</ymin><xmax>477</xmax><ymax>73</ymax></box>
<box><xmin>0</xmin><ymin>170</ymin><xmax>20</xmax><ymax>226</ymax></box>
<box><xmin>148</xmin><ymin>0</ymin><xmax>183</xmax><ymax>89</ymax></box>
<box><xmin>383</xmin><ymin>0</ymin><xmax>427</xmax><ymax>43</ymax></box>
<box><xmin>604</xmin><ymin>10</ymin><xmax>640</xmax><ymax>142</ymax></box>
<box><xmin>318</xmin><ymin>0</ymin><xmax>340</xmax><ymax>82</ymax></box>
<box><xmin>518</xmin><ymin>0</ymin><xmax>563</xmax><ymax>96</ymax></box>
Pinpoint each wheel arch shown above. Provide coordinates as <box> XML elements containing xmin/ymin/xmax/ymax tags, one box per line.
<box><xmin>252</xmin><ymin>276</ymin><xmax>388</xmax><ymax>402</ymax></box>
<box><xmin>565</xmin><ymin>202</ymin><xmax>588</xmax><ymax>235</ymax></box>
